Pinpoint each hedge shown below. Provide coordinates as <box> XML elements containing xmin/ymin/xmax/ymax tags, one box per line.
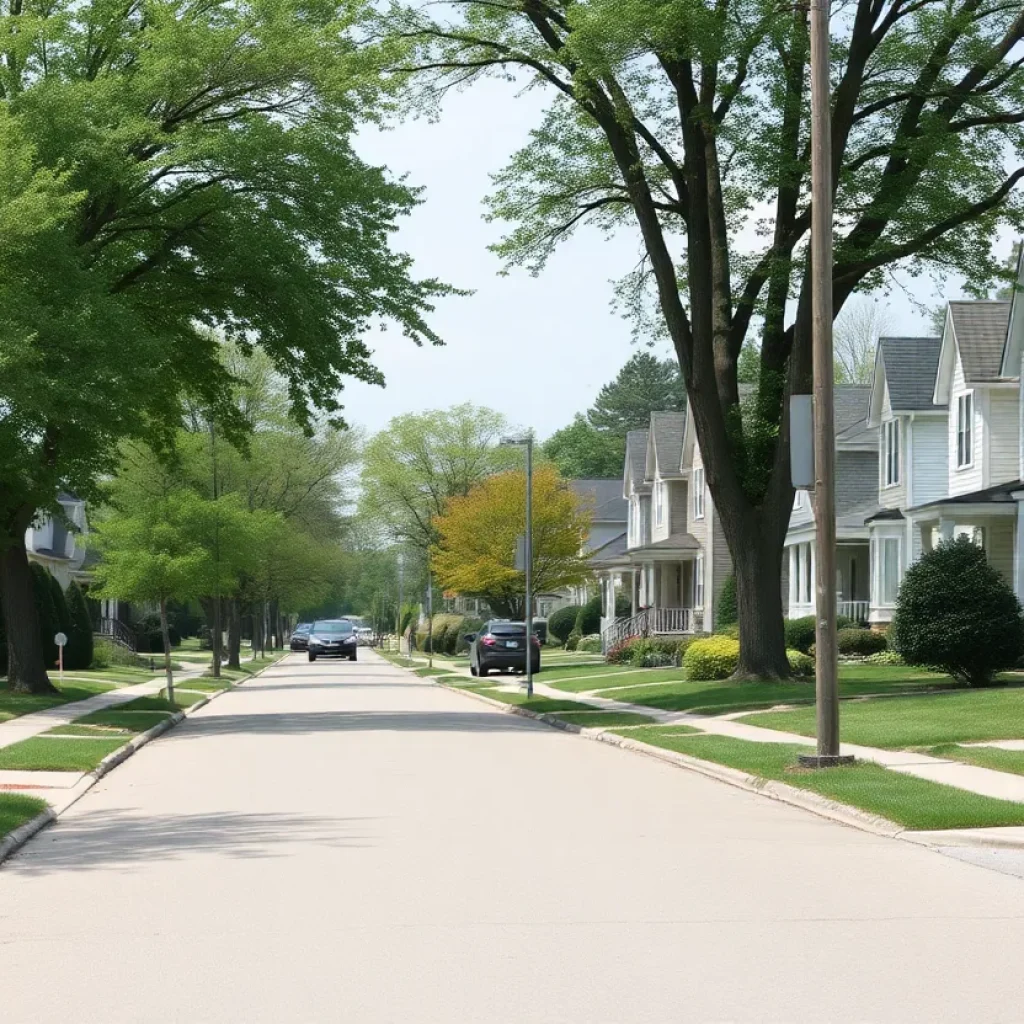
<box><xmin>547</xmin><ymin>605</ymin><xmax>581</xmax><ymax>643</ymax></box>
<box><xmin>716</xmin><ymin>574</ymin><xmax>737</xmax><ymax>629</ymax></box>
<box><xmin>30</xmin><ymin>563</ymin><xmax>60</xmax><ymax>668</ymax></box>
<box><xmin>785</xmin><ymin>615</ymin><xmax>853</xmax><ymax>653</ymax></box>
<box><xmin>836</xmin><ymin>627</ymin><xmax>887</xmax><ymax>657</ymax></box>
<box><xmin>683</xmin><ymin>636</ymin><xmax>740</xmax><ymax>681</ymax></box>
<box><xmin>64</xmin><ymin>581</ymin><xmax>94</xmax><ymax>671</ymax></box>
<box><xmin>577</xmin><ymin>634</ymin><xmax>602</xmax><ymax>653</ymax></box>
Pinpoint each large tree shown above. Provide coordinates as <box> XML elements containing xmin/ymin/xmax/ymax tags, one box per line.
<box><xmin>432</xmin><ymin>466</ymin><xmax>593</xmax><ymax>617</ymax></box>
<box><xmin>0</xmin><ymin>0</ymin><xmax>451</xmax><ymax>693</ymax></box>
<box><xmin>543</xmin><ymin>414</ymin><xmax>626</xmax><ymax>478</ymax></box>
<box><xmin>390</xmin><ymin>0</ymin><xmax>1024</xmax><ymax>677</ymax></box>
<box><xmin>359</xmin><ymin>404</ymin><xmax>520</xmax><ymax>557</ymax></box>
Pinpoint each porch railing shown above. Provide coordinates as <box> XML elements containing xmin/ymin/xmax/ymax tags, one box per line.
<box><xmin>601</xmin><ymin>607</ymin><xmax>693</xmax><ymax>652</ymax></box>
<box><xmin>96</xmin><ymin>617</ymin><xmax>138</xmax><ymax>653</ymax></box>
<box><xmin>837</xmin><ymin>600</ymin><xmax>870</xmax><ymax>623</ymax></box>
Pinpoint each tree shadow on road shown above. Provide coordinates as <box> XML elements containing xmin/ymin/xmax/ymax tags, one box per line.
<box><xmin>170</xmin><ymin>710</ymin><xmax>545</xmax><ymax>738</ymax></box>
<box><xmin>6</xmin><ymin>809</ymin><xmax>374</xmax><ymax>875</ymax></box>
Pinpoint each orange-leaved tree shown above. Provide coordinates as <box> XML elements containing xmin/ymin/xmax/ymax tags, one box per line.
<box><xmin>432</xmin><ymin>466</ymin><xmax>593</xmax><ymax>618</ymax></box>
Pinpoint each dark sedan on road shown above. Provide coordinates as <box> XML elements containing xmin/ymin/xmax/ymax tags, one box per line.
<box><xmin>467</xmin><ymin>620</ymin><xmax>540</xmax><ymax>678</ymax></box>
<box><xmin>308</xmin><ymin>619</ymin><xmax>358</xmax><ymax>662</ymax></box>
<box><xmin>289</xmin><ymin>623</ymin><xmax>312</xmax><ymax>651</ymax></box>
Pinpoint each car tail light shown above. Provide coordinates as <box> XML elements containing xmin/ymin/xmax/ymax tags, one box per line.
<box><xmin>481</xmin><ymin>636</ymin><xmax>496</xmax><ymax>646</ymax></box>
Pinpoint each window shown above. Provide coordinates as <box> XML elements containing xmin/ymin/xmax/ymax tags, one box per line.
<box><xmin>694</xmin><ymin>555</ymin><xmax>705</xmax><ymax>608</ymax></box>
<box><xmin>655</xmin><ymin>481</ymin><xmax>665</xmax><ymax>526</ymax></box>
<box><xmin>957</xmin><ymin>392</ymin><xmax>974</xmax><ymax>468</ymax></box>
<box><xmin>880</xmin><ymin>537</ymin><xmax>901</xmax><ymax>605</ymax></box>
<box><xmin>693</xmin><ymin>467</ymin><xmax>705</xmax><ymax>520</ymax></box>
<box><xmin>882</xmin><ymin>419</ymin><xmax>901</xmax><ymax>487</ymax></box>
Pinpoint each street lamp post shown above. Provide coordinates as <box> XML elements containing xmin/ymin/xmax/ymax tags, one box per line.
<box><xmin>501</xmin><ymin>434</ymin><xmax>535</xmax><ymax>697</ymax></box>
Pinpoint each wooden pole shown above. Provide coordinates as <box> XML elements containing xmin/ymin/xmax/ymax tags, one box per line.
<box><xmin>808</xmin><ymin>0</ymin><xmax>844</xmax><ymax>763</ymax></box>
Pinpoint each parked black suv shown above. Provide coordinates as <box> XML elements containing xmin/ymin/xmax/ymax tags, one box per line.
<box><xmin>308</xmin><ymin>619</ymin><xmax>358</xmax><ymax>662</ymax></box>
<box><xmin>467</xmin><ymin>621</ymin><xmax>540</xmax><ymax>677</ymax></box>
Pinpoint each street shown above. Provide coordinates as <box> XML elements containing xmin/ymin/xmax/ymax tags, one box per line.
<box><xmin>3</xmin><ymin>652</ymin><xmax>1024</xmax><ymax>1023</ymax></box>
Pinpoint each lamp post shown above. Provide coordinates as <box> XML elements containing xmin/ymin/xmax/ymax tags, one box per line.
<box><xmin>501</xmin><ymin>433</ymin><xmax>535</xmax><ymax>697</ymax></box>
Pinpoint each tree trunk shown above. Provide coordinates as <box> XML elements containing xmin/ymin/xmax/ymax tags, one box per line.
<box><xmin>269</xmin><ymin>599</ymin><xmax>280</xmax><ymax>649</ymax></box>
<box><xmin>211</xmin><ymin>595</ymin><xmax>222</xmax><ymax>678</ymax></box>
<box><xmin>0</xmin><ymin>534</ymin><xmax>56</xmax><ymax>694</ymax></box>
<box><xmin>159</xmin><ymin>597</ymin><xmax>174</xmax><ymax>705</ymax></box>
<box><xmin>228</xmin><ymin>599</ymin><xmax>241</xmax><ymax>670</ymax></box>
<box><xmin>730</xmin><ymin>535</ymin><xmax>791</xmax><ymax>679</ymax></box>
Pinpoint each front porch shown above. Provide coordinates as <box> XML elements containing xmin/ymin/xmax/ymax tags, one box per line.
<box><xmin>786</xmin><ymin>539</ymin><xmax>871</xmax><ymax>623</ymax></box>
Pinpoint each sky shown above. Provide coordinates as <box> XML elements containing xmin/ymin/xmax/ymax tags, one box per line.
<box><xmin>343</xmin><ymin>78</ymin><xmax>1017</xmax><ymax>443</ymax></box>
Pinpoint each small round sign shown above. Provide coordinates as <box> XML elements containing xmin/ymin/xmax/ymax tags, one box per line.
<box><xmin>54</xmin><ymin>632</ymin><xmax>67</xmax><ymax>647</ymax></box>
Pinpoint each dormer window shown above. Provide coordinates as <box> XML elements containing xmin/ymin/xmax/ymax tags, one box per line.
<box><xmin>882</xmin><ymin>419</ymin><xmax>900</xmax><ymax>487</ymax></box>
<box><xmin>956</xmin><ymin>392</ymin><xmax>974</xmax><ymax>468</ymax></box>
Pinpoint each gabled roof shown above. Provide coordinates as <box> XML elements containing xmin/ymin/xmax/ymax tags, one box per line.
<box><xmin>948</xmin><ymin>301</ymin><xmax>1011</xmax><ymax>381</ymax></box>
<box><xmin>999</xmin><ymin>242</ymin><xmax>1024</xmax><ymax>376</ymax></box>
<box><xmin>647</xmin><ymin>411</ymin><xmax>686</xmax><ymax>479</ymax></box>
<box><xmin>623</xmin><ymin>430</ymin><xmax>649</xmax><ymax>496</ymax></box>
<box><xmin>589</xmin><ymin>531</ymin><xmax>628</xmax><ymax>566</ymax></box>
<box><xmin>568</xmin><ymin>479</ymin><xmax>628</xmax><ymax>523</ymax></box>
<box><xmin>873</xmin><ymin>336</ymin><xmax>944</xmax><ymax>415</ymax></box>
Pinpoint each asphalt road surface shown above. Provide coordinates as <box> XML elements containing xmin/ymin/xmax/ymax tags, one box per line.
<box><xmin>3</xmin><ymin>651</ymin><xmax>1024</xmax><ymax>1022</ymax></box>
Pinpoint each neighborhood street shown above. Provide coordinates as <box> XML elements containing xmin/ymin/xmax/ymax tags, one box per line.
<box><xmin>3</xmin><ymin>652</ymin><xmax>1024</xmax><ymax>1023</ymax></box>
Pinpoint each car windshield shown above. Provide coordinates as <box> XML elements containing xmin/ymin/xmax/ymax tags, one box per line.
<box><xmin>313</xmin><ymin>621</ymin><xmax>353</xmax><ymax>635</ymax></box>
<box><xmin>295</xmin><ymin>624</ymin><xmax>311</xmax><ymax>633</ymax></box>
<box><xmin>490</xmin><ymin>623</ymin><xmax>526</xmax><ymax>636</ymax></box>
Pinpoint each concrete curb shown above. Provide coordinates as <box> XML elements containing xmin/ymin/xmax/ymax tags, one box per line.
<box><xmin>0</xmin><ymin>655</ymin><xmax>286</xmax><ymax>868</ymax></box>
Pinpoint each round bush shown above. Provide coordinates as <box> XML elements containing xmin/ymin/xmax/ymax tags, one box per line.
<box><xmin>683</xmin><ymin>635</ymin><xmax>740</xmax><ymax>681</ymax></box>
<box><xmin>575</xmin><ymin>595</ymin><xmax>602</xmax><ymax>637</ymax></box>
<box><xmin>785</xmin><ymin>614</ymin><xmax>854</xmax><ymax>653</ymax></box>
<box><xmin>836</xmin><ymin>627</ymin><xmax>887</xmax><ymax>657</ymax></box>
<box><xmin>577</xmin><ymin>634</ymin><xmax>603</xmax><ymax>653</ymax></box>
<box><xmin>565</xmin><ymin>629</ymin><xmax>581</xmax><ymax>652</ymax></box>
<box><xmin>548</xmin><ymin>605</ymin><xmax>581</xmax><ymax>644</ymax></box>
<box><xmin>787</xmin><ymin>649</ymin><xmax>814</xmax><ymax>677</ymax></box>
<box><xmin>891</xmin><ymin>536</ymin><xmax>1024</xmax><ymax>685</ymax></box>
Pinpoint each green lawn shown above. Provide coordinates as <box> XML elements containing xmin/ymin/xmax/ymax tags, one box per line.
<box><xmin>0</xmin><ymin>793</ymin><xmax>48</xmax><ymax>836</ymax></box>
<box><xmin>536</xmin><ymin>663</ymin><xmax>635</xmax><ymax>682</ymax></box>
<box><xmin>0</xmin><ymin>679</ymin><xmax>117</xmax><ymax>726</ymax></box>
<box><xmin>49</xmin><ymin>723</ymin><xmax>135</xmax><ymax>738</ymax></box>
<box><xmin>737</xmin><ymin>687</ymin><xmax>1024</xmax><ymax>749</ymax></box>
<box><xmin>550</xmin><ymin>668</ymin><xmax>687</xmax><ymax>693</ymax></box>
<box><xmin>617</xmin><ymin>728</ymin><xmax>1024</xmax><ymax>830</ymax></box>
<box><xmin>475</xmin><ymin>689</ymin><xmax>599</xmax><ymax>714</ymax></box>
<box><xmin>158</xmin><ymin>689</ymin><xmax>207</xmax><ymax>707</ymax></box>
<box><xmin>109</xmin><ymin>695</ymin><xmax>181</xmax><ymax>714</ymax></box>
<box><xmin>76</xmin><ymin>706</ymin><xmax>176</xmax><ymax>732</ymax></box>
<box><xmin>414</xmin><ymin>667</ymin><xmax>458</xmax><ymax>678</ymax></box>
<box><xmin>171</xmin><ymin>678</ymin><xmax>229</xmax><ymax>693</ymax></box>
<box><xmin>598</xmin><ymin>664</ymin><xmax>958</xmax><ymax>715</ymax></box>
<box><xmin>926</xmin><ymin>744</ymin><xmax>1024</xmax><ymax>777</ymax></box>
<box><xmin>0</xmin><ymin>736</ymin><xmax>127</xmax><ymax>772</ymax></box>
<box><xmin>547</xmin><ymin>710</ymin><xmax>658</xmax><ymax>727</ymax></box>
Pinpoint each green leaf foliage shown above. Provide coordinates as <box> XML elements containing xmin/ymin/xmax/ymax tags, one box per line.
<box><xmin>547</xmin><ymin>604</ymin><xmax>582</xmax><ymax>643</ymax></box>
<box><xmin>63</xmin><ymin>581</ymin><xmax>94</xmax><ymax>671</ymax></box>
<box><xmin>891</xmin><ymin>537</ymin><xmax>1024</xmax><ymax>686</ymax></box>
<box><xmin>30</xmin><ymin>564</ymin><xmax>59</xmax><ymax>668</ymax></box>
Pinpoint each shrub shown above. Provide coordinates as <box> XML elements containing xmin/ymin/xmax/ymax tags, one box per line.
<box><xmin>577</xmin><ymin>634</ymin><xmax>603</xmax><ymax>653</ymax></box>
<box><xmin>784</xmin><ymin>614</ymin><xmax>853</xmax><ymax>653</ymax></box>
<box><xmin>890</xmin><ymin>536</ymin><xmax>1024</xmax><ymax>685</ymax></box>
<box><xmin>0</xmin><ymin>595</ymin><xmax>7</xmax><ymax>678</ymax></box>
<box><xmin>575</xmin><ymin>595</ymin><xmax>602</xmax><ymax>637</ymax></box>
<box><xmin>458</xmin><ymin>618</ymin><xmax>484</xmax><ymax>653</ymax></box>
<box><xmin>787</xmin><ymin>649</ymin><xmax>815</xmax><ymax>677</ymax></box>
<box><xmin>565</xmin><ymin>629</ymin><xmax>581</xmax><ymax>652</ymax></box>
<box><xmin>684</xmin><ymin>635</ymin><xmax>740</xmax><ymax>681</ymax></box>
<box><xmin>548</xmin><ymin>605</ymin><xmax>581</xmax><ymax>643</ymax></box>
<box><xmin>716</xmin><ymin>573</ymin><xmax>737</xmax><ymax>630</ymax></box>
<box><xmin>836</xmin><ymin>627</ymin><xmax>887</xmax><ymax>657</ymax></box>
<box><xmin>47</xmin><ymin>573</ymin><xmax>72</xmax><ymax>643</ymax></box>
<box><xmin>865</xmin><ymin>649</ymin><xmax>904</xmax><ymax>666</ymax></box>
<box><xmin>30</xmin><ymin>563</ymin><xmax>60</xmax><ymax>668</ymax></box>
<box><xmin>715</xmin><ymin>623</ymin><xmax>740</xmax><ymax>640</ymax></box>
<box><xmin>63</xmin><ymin>581</ymin><xmax>94</xmax><ymax>671</ymax></box>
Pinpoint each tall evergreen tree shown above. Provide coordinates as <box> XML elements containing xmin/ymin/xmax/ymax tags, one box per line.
<box><xmin>587</xmin><ymin>353</ymin><xmax>686</xmax><ymax>434</ymax></box>
<box><xmin>64</xmin><ymin>581</ymin><xmax>94</xmax><ymax>672</ymax></box>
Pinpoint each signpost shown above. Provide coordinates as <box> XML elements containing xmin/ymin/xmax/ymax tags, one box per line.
<box><xmin>55</xmin><ymin>632</ymin><xmax>67</xmax><ymax>684</ymax></box>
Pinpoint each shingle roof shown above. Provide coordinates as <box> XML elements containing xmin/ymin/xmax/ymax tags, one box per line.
<box><xmin>949</xmin><ymin>301</ymin><xmax>1011</xmax><ymax>381</ymax></box>
<box><xmin>649</xmin><ymin>411</ymin><xmax>686</xmax><ymax>476</ymax></box>
<box><xmin>625</xmin><ymin>430</ymin><xmax>648</xmax><ymax>487</ymax></box>
<box><xmin>834</xmin><ymin>386</ymin><xmax>870</xmax><ymax>437</ymax></box>
<box><xmin>568</xmin><ymin>479</ymin><xmax>628</xmax><ymax>522</ymax></box>
<box><xmin>589</xmin><ymin>531</ymin><xmax>628</xmax><ymax>565</ymax></box>
<box><xmin>877</xmin><ymin>336</ymin><xmax>943</xmax><ymax>410</ymax></box>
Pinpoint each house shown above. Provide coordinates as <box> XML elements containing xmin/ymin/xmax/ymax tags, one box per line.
<box><xmin>596</xmin><ymin>408</ymin><xmax>733</xmax><ymax>649</ymax></box>
<box><xmin>25</xmin><ymin>493</ymin><xmax>92</xmax><ymax>591</ymax></box>
<box><xmin>786</xmin><ymin>243</ymin><xmax>1024</xmax><ymax>625</ymax></box>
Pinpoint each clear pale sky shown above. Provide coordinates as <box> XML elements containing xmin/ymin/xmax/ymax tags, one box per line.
<box><xmin>344</xmin><ymin>79</ymin><xmax>1013</xmax><ymax>442</ymax></box>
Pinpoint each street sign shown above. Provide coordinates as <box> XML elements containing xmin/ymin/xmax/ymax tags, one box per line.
<box><xmin>54</xmin><ymin>632</ymin><xmax>67</xmax><ymax>684</ymax></box>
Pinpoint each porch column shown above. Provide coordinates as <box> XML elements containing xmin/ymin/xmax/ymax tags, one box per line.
<box><xmin>809</xmin><ymin>541</ymin><xmax>817</xmax><ymax>614</ymax></box>
<box><xmin>631</xmin><ymin>570</ymin><xmax>638</xmax><ymax>616</ymax></box>
<box><xmin>939</xmin><ymin>517</ymin><xmax>955</xmax><ymax>542</ymax></box>
<box><xmin>788</xmin><ymin>546</ymin><xmax>798</xmax><ymax>611</ymax></box>
<box><xmin>1015</xmin><ymin>498</ymin><xmax>1024</xmax><ymax>602</ymax></box>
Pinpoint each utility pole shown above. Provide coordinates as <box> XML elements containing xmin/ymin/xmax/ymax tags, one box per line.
<box><xmin>501</xmin><ymin>433</ymin><xmax>535</xmax><ymax>697</ymax></box>
<box><xmin>426</xmin><ymin>563</ymin><xmax>433</xmax><ymax>669</ymax></box>
<box><xmin>800</xmin><ymin>0</ymin><xmax>850</xmax><ymax>768</ymax></box>
<box><xmin>397</xmin><ymin>550</ymin><xmax>404</xmax><ymax>654</ymax></box>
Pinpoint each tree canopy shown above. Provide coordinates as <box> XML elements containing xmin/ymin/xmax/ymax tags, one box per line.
<box><xmin>432</xmin><ymin>466</ymin><xmax>593</xmax><ymax>617</ymax></box>
<box><xmin>388</xmin><ymin>0</ymin><xmax>1024</xmax><ymax>677</ymax></box>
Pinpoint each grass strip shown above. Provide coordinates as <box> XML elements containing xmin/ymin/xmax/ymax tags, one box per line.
<box><xmin>550</xmin><ymin>668</ymin><xmax>686</xmax><ymax>693</ymax></box>
<box><xmin>0</xmin><ymin>793</ymin><xmax>48</xmax><ymax>836</ymax></box>
<box><xmin>475</xmin><ymin>689</ymin><xmax>598</xmax><ymax>714</ymax></box>
<box><xmin>616</xmin><ymin>728</ymin><xmax>1024</xmax><ymax>830</ymax></box>
<box><xmin>547</xmin><ymin>710</ymin><xmax>658</xmax><ymax>727</ymax></box>
<box><xmin>48</xmin><ymin>724</ymin><xmax>135</xmax><ymax>738</ymax></box>
<box><xmin>926</xmin><ymin>744</ymin><xmax>1024</xmax><ymax>777</ymax></box>
<box><xmin>0</xmin><ymin>736</ymin><xmax>127</xmax><ymax>772</ymax></box>
<box><xmin>414</xmin><ymin>667</ymin><xmax>458</xmax><ymax>677</ymax></box>
<box><xmin>736</xmin><ymin>687</ymin><xmax>1024</xmax><ymax>749</ymax></box>
<box><xmin>0</xmin><ymin>680</ymin><xmax>117</xmax><ymax>726</ymax></box>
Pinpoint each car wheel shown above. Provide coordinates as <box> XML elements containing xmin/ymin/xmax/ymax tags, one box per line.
<box><xmin>469</xmin><ymin>664</ymin><xmax>478</xmax><ymax>677</ymax></box>
<box><xmin>478</xmin><ymin>664</ymin><xmax>489</xmax><ymax>678</ymax></box>
<box><xmin>349</xmin><ymin>653</ymin><xmax>357</xmax><ymax>662</ymax></box>
<box><xmin>308</xmin><ymin>653</ymin><xmax>317</xmax><ymax>662</ymax></box>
